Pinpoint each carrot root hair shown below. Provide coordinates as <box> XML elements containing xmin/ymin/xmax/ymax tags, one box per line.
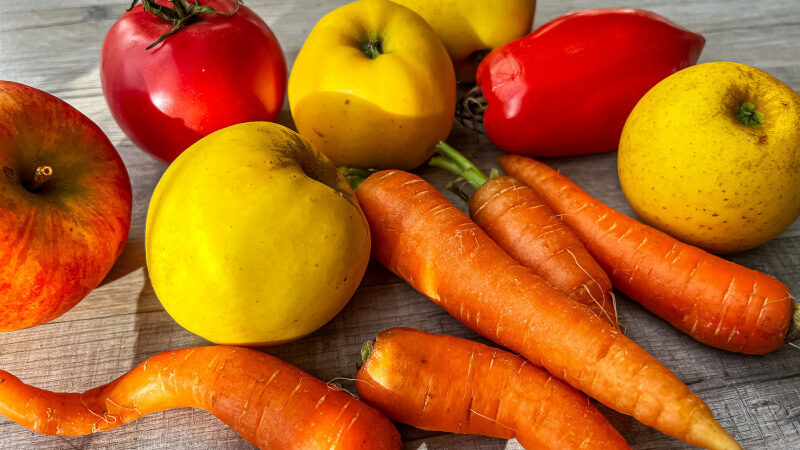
<box><xmin>324</xmin><ymin>378</ymin><xmax>362</xmax><ymax>397</ymax></box>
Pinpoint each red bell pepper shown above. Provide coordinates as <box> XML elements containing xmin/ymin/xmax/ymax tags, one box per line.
<box><xmin>475</xmin><ymin>8</ymin><xmax>705</xmax><ymax>157</ymax></box>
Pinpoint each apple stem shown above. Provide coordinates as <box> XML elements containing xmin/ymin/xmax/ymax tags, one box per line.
<box><xmin>25</xmin><ymin>166</ymin><xmax>53</xmax><ymax>191</ymax></box>
<box><xmin>360</xmin><ymin>38</ymin><xmax>383</xmax><ymax>59</ymax></box>
<box><xmin>129</xmin><ymin>0</ymin><xmax>241</xmax><ymax>50</ymax></box>
<box><xmin>735</xmin><ymin>101</ymin><xmax>765</xmax><ymax>127</ymax></box>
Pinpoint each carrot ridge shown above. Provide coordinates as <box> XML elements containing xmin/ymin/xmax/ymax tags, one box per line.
<box><xmin>0</xmin><ymin>346</ymin><xmax>400</xmax><ymax>449</ymax></box>
<box><xmin>431</xmin><ymin>142</ymin><xmax>617</xmax><ymax>324</ymax></box>
<box><xmin>499</xmin><ymin>154</ymin><xmax>793</xmax><ymax>355</ymax></box>
<box><xmin>355</xmin><ymin>170</ymin><xmax>740</xmax><ymax>450</ymax></box>
<box><xmin>357</xmin><ymin>328</ymin><xmax>630</xmax><ymax>449</ymax></box>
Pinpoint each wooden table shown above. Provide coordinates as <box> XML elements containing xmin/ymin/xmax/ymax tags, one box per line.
<box><xmin>1</xmin><ymin>1</ymin><xmax>799</xmax><ymax>448</ymax></box>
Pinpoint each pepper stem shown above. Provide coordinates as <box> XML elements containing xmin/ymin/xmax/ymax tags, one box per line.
<box><xmin>129</xmin><ymin>0</ymin><xmax>241</xmax><ymax>50</ymax></box>
<box><xmin>430</xmin><ymin>141</ymin><xmax>491</xmax><ymax>190</ymax></box>
<box><xmin>24</xmin><ymin>166</ymin><xmax>53</xmax><ymax>192</ymax></box>
<box><xmin>735</xmin><ymin>101</ymin><xmax>764</xmax><ymax>127</ymax></box>
<box><xmin>455</xmin><ymin>85</ymin><xmax>488</xmax><ymax>133</ymax></box>
<box><xmin>340</xmin><ymin>167</ymin><xmax>375</xmax><ymax>191</ymax></box>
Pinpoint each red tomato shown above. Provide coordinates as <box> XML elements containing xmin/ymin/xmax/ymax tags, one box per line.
<box><xmin>101</xmin><ymin>0</ymin><xmax>286</xmax><ymax>162</ymax></box>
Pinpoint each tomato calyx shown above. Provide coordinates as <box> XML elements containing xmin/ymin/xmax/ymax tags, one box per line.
<box><xmin>128</xmin><ymin>0</ymin><xmax>242</xmax><ymax>50</ymax></box>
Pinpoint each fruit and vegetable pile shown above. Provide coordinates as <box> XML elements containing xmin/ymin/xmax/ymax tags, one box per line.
<box><xmin>1</xmin><ymin>0</ymin><xmax>799</xmax><ymax>448</ymax></box>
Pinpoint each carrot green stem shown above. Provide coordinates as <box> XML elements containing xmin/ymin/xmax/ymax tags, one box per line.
<box><xmin>428</xmin><ymin>156</ymin><xmax>463</xmax><ymax>177</ymax></box>
<box><xmin>430</xmin><ymin>141</ymin><xmax>490</xmax><ymax>189</ymax></box>
<box><xmin>793</xmin><ymin>303</ymin><xmax>800</xmax><ymax>333</ymax></box>
<box><xmin>340</xmin><ymin>167</ymin><xmax>374</xmax><ymax>191</ymax></box>
<box><xmin>360</xmin><ymin>340</ymin><xmax>375</xmax><ymax>367</ymax></box>
<box><xmin>735</xmin><ymin>102</ymin><xmax>764</xmax><ymax>127</ymax></box>
<box><xmin>786</xmin><ymin>303</ymin><xmax>800</xmax><ymax>348</ymax></box>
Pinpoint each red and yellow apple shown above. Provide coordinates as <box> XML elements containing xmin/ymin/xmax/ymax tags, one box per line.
<box><xmin>0</xmin><ymin>81</ymin><xmax>132</xmax><ymax>331</ymax></box>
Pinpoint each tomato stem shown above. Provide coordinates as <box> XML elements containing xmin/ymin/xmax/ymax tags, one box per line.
<box><xmin>24</xmin><ymin>166</ymin><xmax>53</xmax><ymax>192</ymax></box>
<box><xmin>129</xmin><ymin>0</ymin><xmax>242</xmax><ymax>50</ymax></box>
<box><xmin>735</xmin><ymin>101</ymin><xmax>764</xmax><ymax>127</ymax></box>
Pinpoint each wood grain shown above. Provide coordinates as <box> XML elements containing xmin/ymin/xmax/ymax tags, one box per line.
<box><xmin>0</xmin><ymin>0</ymin><xmax>798</xmax><ymax>449</ymax></box>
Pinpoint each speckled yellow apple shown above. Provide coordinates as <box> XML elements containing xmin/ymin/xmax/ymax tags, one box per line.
<box><xmin>145</xmin><ymin>122</ymin><xmax>370</xmax><ymax>345</ymax></box>
<box><xmin>618</xmin><ymin>62</ymin><xmax>800</xmax><ymax>253</ymax></box>
<box><xmin>288</xmin><ymin>0</ymin><xmax>455</xmax><ymax>169</ymax></box>
<box><xmin>392</xmin><ymin>0</ymin><xmax>536</xmax><ymax>81</ymax></box>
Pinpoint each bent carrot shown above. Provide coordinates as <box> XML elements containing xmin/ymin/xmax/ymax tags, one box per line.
<box><xmin>0</xmin><ymin>346</ymin><xmax>400</xmax><ymax>449</ymax></box>
<box><xmin>430</xmin><ymin>142</ymin><xmax>617</xmax><ymax>324</ymax></box>
<box><xmin>499</xmin><ymin>154</ymin><xmax>796</xmax><ymax>355</ymax></box>
<box><xmin>356</xmin><ymin>327</ymin><xmax>630</xmax><ymax>449</ymax></box>
<box><xmin>353</xmin><ymin>170</ymin><xmax>740</xmax><ymax>450</ymax></box>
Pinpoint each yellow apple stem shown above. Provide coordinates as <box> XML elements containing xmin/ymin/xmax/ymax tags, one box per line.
<box><xmin>25</xmin><ymin>165</ymin><xmax>53</xmax><ymax>191</ymax></box>
<box><xmin>360</xmin><ymin>38</ymin><xmax>383</xmax><ymax>59</ymax></box>
<box><xmin>735</xmin><ymin>101</ymin><xmax>764</xmax><ymax>127</ymax></box>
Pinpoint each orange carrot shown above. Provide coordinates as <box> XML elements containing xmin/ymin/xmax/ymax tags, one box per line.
<box><xmin>356</xmin><ymin>327</ymin><xmax>630</xmax><ymax>449</ymax></box>
<box><xmin>0</xmin><ymin>346</ymin><xmax>400</xmax><ymax>449</ymax></box>
<box><xmin>353</xmin><ymin>169</ymin><xmax>740</xmax><ymax>450</ymax></box>
<box><xmin>500</xmin><ymin>154</ymin><xmax>796</xmax><ymax>355</ymax></box>
<box><xmin>431</xmin><ymin>142</ymin><xmax>617</xmax><ymax>324</ymax></box>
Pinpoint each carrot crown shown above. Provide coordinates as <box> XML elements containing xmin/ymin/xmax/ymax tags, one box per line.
<box><xmin>430</xmin><ymin>141</ymin><xmax>498</xmax><ymax>200</ymax></box>
<box><xmin>360</xmin><ymin>340</ymin><xmax>375</xmax><ymax>367</ymax></box>
<box><xmin>790</xmin><ymin>303</ymin><xmax>800</xmax><ymax>345</ymax></box>
<box><xmin>340</xmin><ymin>167</ymin><xmax>375</xmax><ymax>190</ymax></box>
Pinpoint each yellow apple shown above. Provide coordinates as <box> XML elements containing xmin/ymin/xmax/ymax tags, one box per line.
<box><xmin>146</xmin><ymin>122</ymin><xmax>371</xmax><ymax>345</ymax></box>
<box><xmin>288</xmin><ymin>0</ymin><xmax>455</xmax><ymax>169</ymax></box>
<box><xmin>618</xmin><ymin>62</ymin><xmax>800</xmax><ymax>253</ymax></box>
<box><xmin>392</xmin><ymin>0</ymin><xmax>536</xmax><ymax>81</ymax></box>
